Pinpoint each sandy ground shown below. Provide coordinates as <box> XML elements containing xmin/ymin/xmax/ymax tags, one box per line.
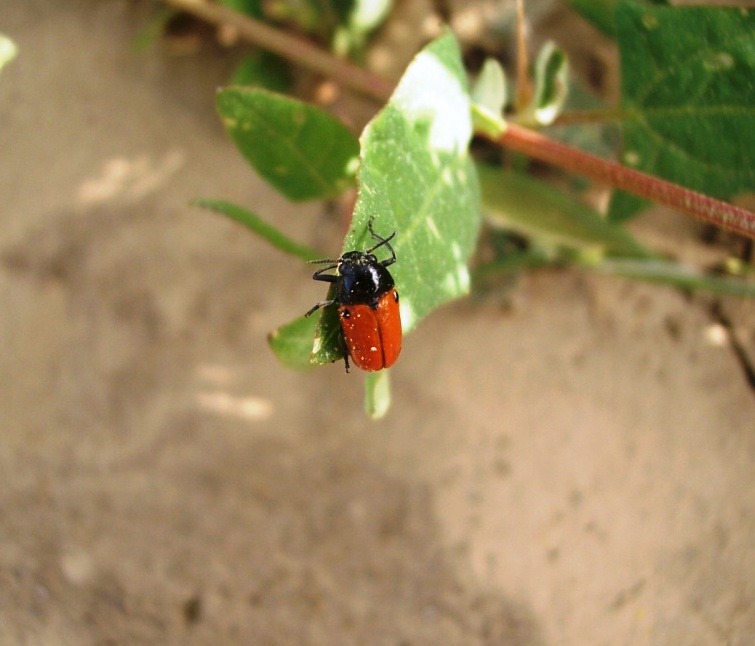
<box><xmin>2</xmin><ymin>1</ymin><xmax>754</xmax><ymax>644</ymax></box>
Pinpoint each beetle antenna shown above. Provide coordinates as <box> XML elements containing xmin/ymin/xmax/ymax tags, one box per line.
<box><xmin>366</xmin><ymin>231</ymin><xmax>396</xmax><ymax>252</ymax></box>
<box><xmin>364</xmin><ymin>220</ymin><xmax>397</xmax><ymax>268</ymax></box>
<box><xmin>307</xmin><ymin>257</ymin><xmax>338</xmax><ymax>265</ymax></box>
<box><xmin>366</xmin><ymin>218</ymin><xmax>396</xmax><ymax>254</ymax></box>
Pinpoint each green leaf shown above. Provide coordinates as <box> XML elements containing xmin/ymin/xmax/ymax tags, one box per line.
<box><xmin>610</xmin><ymin>1</ymin><xmax>755</xmax><ymax>221</ymax></box>
<box><xmin>307</xmin><ymin>293</ymin><xmax>345</xmax><ymax>366</ymax></box>
<box><xmin>349</xmin><ymin>0</ymin><xmax>392</xmax><ymax>33</ymax></box>
<box><xmin>341</xmin><ymin>31</ymin><xmax>481</xmax><ymax>335</ymax></box>
<box><xmin>268</xmin><ymin>316</ymin><xmax>319</xmax><ymax>370</ymax></box>
<box><xmin>523</xmin><ymin>41</ymin><xmax>569</xmax><ymax>126</ymax></box>
<box><xmin>564</xmin><ymin>0</ymin><xmax>618</xmax><ymax>37</ymax></box>
<box><xmin>193</xmin><ymin>199</ymin><xmax>322</xmax><ymax>260</ymax></box>
<box><xmin>269</xmin><ymin>291</ymin><xmax>344</xmax><ymax>370</ymax></box>
<box><xmin>310</xmin><ymin>29</ymin><xmax>480</xmax><ymax>361</ymax></box>
<box><xmin>478</xmin><ymin>164</ymin><xmax>653</xmax><ymax>258</ymax></box>
<box><xmin>320</xmin><ymin>31</ymin><xmax>480</xmax><ymax>412</ymax></box>
<box><xmin>470</xmin><ymin>58</ymin><xmax>508</xmax><ymax>137</ymax></box>
<box><xmin>365</xmin><ymin>371</ymin><xmax>391</xmax><ymax>419</ymax></box>
<box><xmin>270</xmin><ymin>31</ymin><xmax>480</xmax><ymax>397</ymax></box>
<box><xmin>0</xmin><ymin>34</ymin><xmax>18</xmax><ymax>73</ymax></box>
<box><xmin>269</xmin><ymin>276</ymin><xmax>344</xmax><ymax>372</ymax></box>
<box><xmin>334</xmin><ymin>0</ymin><xmax>393</xmax><ymax>56</ymax></box>
<box><xmin>216</xmin><ymin>87</ymin><xmax>360</xmax><ymax>201</ymax></box>
<box><xmin>596</xmin><ymin>258</ymin><xmax>755</xmax><ymax>297</ymax></box>
<box><xmin>564</xmin><ymin>0</ymin><xmax>669</xmax><ymax>38</ymax></box>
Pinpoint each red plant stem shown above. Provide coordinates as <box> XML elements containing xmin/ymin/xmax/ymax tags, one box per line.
<box><xmin>164</xmin><ymin>0</ymin><xmax>755</xmax><ymax>240</ymax></box>
<box><xmin>514</xmin><ymin>0</ymin><xmax>532</xmax><ymax>112</ymax></box>
<box><xmin>498</xmin><ymin>124</ymin><xmax>755</xmax><ymax>239</ymax></box>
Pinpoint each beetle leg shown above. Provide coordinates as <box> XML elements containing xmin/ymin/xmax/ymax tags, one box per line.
<box><xmin>305</xmin><ymin>299</ymin><xmax>336</xmax><ymax>317</ymax></box>
<box><xmin>380</xmin><ymin>242</ymin><xmax>396</xmax><ymax>267</ymax></box>
<box><xmin>337</xmin><ymin>329</ymin><xmax>351</xmax><ymax>373</ymax></box>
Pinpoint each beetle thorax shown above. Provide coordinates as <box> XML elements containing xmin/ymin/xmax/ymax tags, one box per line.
<box><xmin>337</xmin><ymin>252</ymin><xmax>394</xmax><ymax>307</ymax></box>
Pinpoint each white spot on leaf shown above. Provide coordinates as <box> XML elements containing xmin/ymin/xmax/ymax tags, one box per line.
<box><xmin>392</xmin><ymin>50</ymin><xmax>471</xmax><ymax>154</ymax></box>
<box><xmin>426</xmin><ymin>217</ymin><xmax>441</xmax><ymax>239</ymax></box>
<box><xmin>702</xmin><ymin>51</ymin><xmax>734</xmax><ymax>72</ymax></box>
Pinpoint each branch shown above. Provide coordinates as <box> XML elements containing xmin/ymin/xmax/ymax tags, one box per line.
<box><xmin>496</xmin><ymin>124</ymin><xmax>755</xmax><ymax>239</ymax></box>
<box><xmin>162</xmin><ymin>0</ymin><xmax>394</xmax><ymax>102</ymax></box>
<box><xmin>163</xmin><ymin>0</ymin><xmax>755</xmax><ymax>240</ymax></box>
<box><xmin>514</xmin><ymin>0</ymin><xmax>532</xmax><ymax>112</ymax></box>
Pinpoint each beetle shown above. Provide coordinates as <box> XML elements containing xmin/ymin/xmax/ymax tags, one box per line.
<box><xmin>305</xmin><ymin>218</ymin><xmax>402</xmax><ymax>373</ymax></box>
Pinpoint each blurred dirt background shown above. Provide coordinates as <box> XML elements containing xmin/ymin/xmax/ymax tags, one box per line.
<box><xmin>1</xmin><ymin>1</ymin><xmax>754</xmax><ymax>644</ymax></box>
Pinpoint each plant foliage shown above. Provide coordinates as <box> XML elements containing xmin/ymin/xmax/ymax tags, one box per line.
<box><xmin>202</xmin><ymin>32</ymin><xmax>481</xmax><ymax>414</ymax></box>
<box><xmin>610</xmin><ymin>0</ymin><xmax>755</xmax><ymax>220</ymax></box>
<box><xmin>216</xmin><ymin>88</ymin><xmax>360</xmax><ymax>201</ymax></box>
<box><xmin>195</xmin><ymin>4</ymin><xmax>755</xmax><ymax>415</ymax></box>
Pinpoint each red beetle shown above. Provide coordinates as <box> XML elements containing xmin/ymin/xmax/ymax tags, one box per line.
<box><xmin>305</xmin><ymin>219</ymin><xmax>402</xmax><ymax>373</ymax></box>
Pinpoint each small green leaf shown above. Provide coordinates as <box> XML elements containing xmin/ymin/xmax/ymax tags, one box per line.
<box><xmin>523</xmin><ymin>41</ymin><xmax>569</xmax><ymax>126</ymax></box>
<box><xmin>308</xmin><ymin>296</ymin><xmax>344</xmax><ymax>366</ymax></box>
<box><xmin>334</xmin><ymin>0</ymin><xmax>393</xmax><ymax>56</ymax></box>
<box><xmin>216</xmin><ymin>87</ymin><xmax>360</xmax><ymax>201</ymax></box>
<box><xmin>268</xmin><ymin>316</ymin><xmax>319</xmax><ymax>370</ymax></box>
<box><xmin>478</xmin><ymin>164</ymin><xmax>653</xmax><ymax>258</ymax></box>
<box><xmin>0</xmin><ymin>34</ymin><xmax>18</xmax><ymax>73</ymax></box>
<box><xmin>534</xmin><ymin>42</ymin><xmax>569</xmax><ymax>125</ymax></box>
<box><xmin>193</xmin><ymin>199</ymin><xmax>322</xmax><ymax>260</ymax></box>
<box><xmin>365</xmin><ymin>371</ymin><xmax>391</xmax><ymax>419</ymax></box>
<box><xmin>472</xmin><ymin>58</ymin><xmax>507</xmax><ymax>116</ymax></box>
<box><xmin>471</xmin><ymin>58</ymin><xmax>508</xmax><ymax>137</ymax></box>
<box><xmin>349</xmin><ymin>0</ymin><xmax>392</xmax><ymax>33</ymax></box>
<box><xmin>270</xmin><ymin>285</ymin><xmax>344</xmax><ymax>371</ymax></box>
<box><xmin>610</xmin><ymin>1</ymin><xmax>755</xmax><ymax>221</ymax></box>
